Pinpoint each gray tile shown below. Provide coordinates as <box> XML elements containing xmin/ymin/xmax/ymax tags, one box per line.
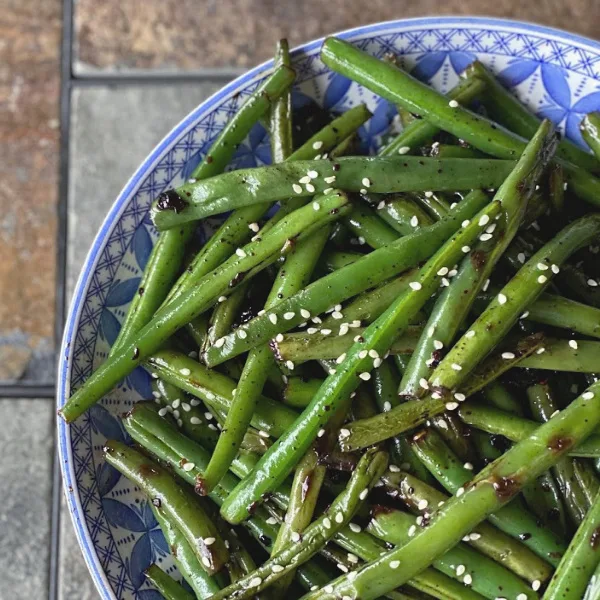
<box><xmin>58</xmin><ymin>492</ymin><xmax>98</xmax><ymax>600</ymax></box>
<box><xmin>67</xmin><ymin>82</ymin><xmax>223</xmax><ymax>300</ymax></box>
<box><xmin>0</xmin><ymin>399</ymin><xmax>54</xmax><ymax>599</ymax></box>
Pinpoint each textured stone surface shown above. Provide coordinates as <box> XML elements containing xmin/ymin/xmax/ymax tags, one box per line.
<box><xmin>0</xmin><ymin>399</ymin><xmax>54</xmax><ymax>598</ymax></box>
<box><xmin>59</xmin><ymin>493</ymin><xmax>97</xmax><ymax>600</ymax></box>
<box><xmin>67</xmin><ymin>83</ymin><xmax>221</xmax><ymax>300</ymax></box>
<box><xmin>74</xmin><ymin>0</ymin><xmax>600</xmax><ymax>73</ymax></box>
<box><xmin>0</xmin><ymin>0</ymin><xmax>61</xmax><ymax>381</ymax></box>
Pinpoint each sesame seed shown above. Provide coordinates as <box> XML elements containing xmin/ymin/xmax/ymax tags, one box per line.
<box><xmin>537</xmin><ymin>262</ymin><xmax>549</xmax><ymax>270</ymax></box>
<box><xmin>358</xmin><ymin>236</ymin><xmax>366</xmax><ymax>245</ymax></box>
<box><xmin>461</xmin><ymin>220</ymin><xmax>471</xmax><ymax>228</ymax></box>
<box><xmin>446</xmin><ymin>402</ymin><xmax>459</xmax><ymax>411</ymax></box>
<box><xmin>362</xmin><ymin>177</ymin><xmax>371</xmax><ymax>187</ymax></box>
<box><xmin>359</xmin><ymin>350</ymin><xmax>368</xmax><ymax>359</ymax></box>
<box><xmin>482</xmin><ymin>279</ymin><xmax>490</xmax><ymax>291</ymax></box>
<box><xmin>398</xmin><ymin>146</ymin><xmax>411</xmax><ymax>154</ymax></box>
<box><xmin>517</xmin><ymin>595</ymin><xmax>527</xmax><ymax>600</ymax></box>
<box><xmin>390</xmin><ymin>560</ymin><xmax>401</xmax><ymax>569</ymax></box>
<box><xmin>248</xmin><ymin>576</ymin><xmax>262</xmax><ymax>588</ymax></box>
<box><xmin>317</xmin><ymin>428</ymin><xmax>325</xmax><ymax>437</ymax></box>
<box><xmin>451</xmin><ymin>363</ymin><xmax>462</xmax><ymax>371</ymax></box>
<box><xmin>464</xmin><ymin>574</ymin><xmax>473</xmax><ymax>585</ymax></box>
<box><xmin>454</xmin><ymin>392</ymin><xmax>466</xmax><ymax>401</ymax></box>
<box><xmin>456</xmin><ymin>565</ymin><xmax>466</xmax><ymax>576</ymax></box>
<box><xmin>462</xmin><ymin>246</ymin><xmax>471</xmax><ymax>253</ymax></box>
<box><xmin>266</xmin><ymin>516</ymin><xmax>278</xmax><ymax>525</ymax></box>
<box><xmin>479</xmin><ymin>233</ymin><xmax>493</xmax><ymax>241</ymax></box>
<box><xmin>569</xmin><ymin>340</ymin><xmax>578</xmax><ymax>349</ymax></box>
<box><xmin>517</xmin><ymin>252</ymin><xmax>526</xmax><ymax>263</ymax></box>
<box><xmin>340</xmin><ymin>428</ymin><xmax>351</xmax><ymax>439</ymax></box>
<box><xmin>359</xmin><ymin>489</ymin><xmax>369</xmax><ymax>500</ymax></box>
<box><xmin>202</xmin><ymin>557</ymin><xmax>211</xmax><ymax>568</ymax></box>
<box><xmin>204</xmin><ymin>537</ymin><xmax>216</xmax><ymax>546</ymax></box>
<box><xmin>275</xmin><ymin>333</ymin><xmax>284</xmax><ymax>342</ymax></box>
<box><xmin>465</xmin><ymin>330</ymin><xmax>475</xmax><ymax>338</ymax></box>
<box><xmin>431</xmin><ymin>392</ymin><xmax>442</xmax><ymax>399</ymax></box>
<box><xmin>377</xmin><ymin>200</ymin><xmax>386</xmax><ymax>210</ymax></box>
<box><xmin>469</xmin><ymin>532</ymin><xmax>481</xmax><ymax>540</ymax></box>
<box><xmin>420</xmin><ymin>378</ymin><xmax>430</xmax><ymax>390</ymax></box>
<box><xmin>589</xmin><ymin>279</ymin><xmax>599</xmax><ymax>287</ymax></box>
<box><xmin>299</xmin><ymin>175</ymin><xmax>311</xmax><ymax>184</ymax></box>
<box><xmin>307</xmin><ymin>170</ymin><xmax>318</xmax><ymax>179</ymax></box>
<box><xmin>532</xmin><ymin>579</ymin><xmax>541</xmax><ymax>591</ymax></box>
<box><xmin>441</xmin><ymin>277</ymin><xmax>450</xmax><ymax>287</ymax></box>
<box><xmin>258</xmin><ymin>430</ymin><xmax>269</xmax><ymax>438</ymax></box>
<box><xmin>373</xmin><ymin>357</ymin><xmax>382</xmax><ymax>368</ymax></box>
<box><xmin>236</xmin><ymin>248</ymin><xmax>247</xmax><ymax>258</ymax></box>
<box><xmin>332</xmin><ymin>311</ymin><xmax>343</xmax><ymax>319</ymax></box>
<box><xmin>478</xmin><ymin>214</ymin><xmax>490</xmax><ymax>226</ymax></box>
<box><xmin>383</xmin><ymin>401</ymin><xmax>392</xmax><ymax>411</ymax></box>
<box><xmin>502</xmin><ymin>352</ymin><xmax>515</xmax><ymax>359</ymax></box>
<box><xmin>410</xmin><ymin>215</ymin><xmax>419</xmax><ymax>227</ymax></box>
<box><xmin>177</xmin><ymin>419</ymin><xmax>183</xmax><ymax>427</ymax></box>
<box><xmin>449</xmin><ymin>99</ymin><xmax>459</xmax><ymax>108</ymax></box>
<box><xmin>486</xmin><ymin>223</ymin><xmax>497</xmax><ymax>233</ymax></box>
<box><xmin>551</xmin><ymin>264</ymin><xmax>560</xmax><ymax>274</ymax></box>
<box><xmin>324</xmin><ymin>586</ymin><xmax>334</xmax><ymax>594</ymax></box>
<box><xmin>424</xmin><ymin>191</ymin><xmax>434</xmax><ymax>198</ymax></box>
<box><xmin>433</xmin><ymin>340</ymin><xmax>443</xmax><ymax>350</ymax></box>
<box><xmin>214</xmin><ymin>337</ymin><xmax>225</xmax><ymax>348</ymax></box>
<box><xmin>359</xmin><ymin>372</ymin><xmax>371</xmax><ymax>381</ymax></box>
<box><xmin>538</xmin><ymin>275</ymin><xmax>548</xmax><ymax>284</ymax></box>
<box><xmin>182</xmin><ymin>462</ymin><xmax>195</xmax><ymax>472</ymax></box>
<box><xmin>291</xmin><ymin>531</ymin><xmax>301</xmax><ymax>542</ymax></box>
<box><xmin>448</xmin><ymin>269</ymin><xmax>458</xmax><ymax>277</ymax></box>
<box><xmin>335</xmin><ymin>512</ymin><xmax>344</xmax><ymax>523</ymax></box>
<box><xmin>389</xmin><ymin>464</ymin><xmax>400</xmax><ymax>472</ymax></box>
<box><xmin>313</xmin><ymin>140</ymin><xmax>323</xmax><ymax>150</ymax></box>
<box><xmin>498</xmin><ymin>293</ymin><xmax>507</xmax><ymax>305</ymax></box>
<box><xmin>456</xmin><ymin>487</ymin><xmax>465</xmax><ymax>497</ymax></box>
<box><xmin>272</xmin><ymin>564</ymin><xmax>284</xmax><ymax>573</ymax></box>
<box><xmin>583</xmin><ymin>391</ymin><xmax>595</xmax><ymax>400</ymax></box>
<box><xmin>349</xmin><ymin>523</ymin><xmax>361</xmax><ymax>533</ymax></box>
<box><xmin>190</xmin><ymin>417</ymin><xmax>202</xmax><ymax>425</ymax></box>
<box><xmin>437</xmin><ymin>267</ymin><xmax>449</xmax><ymax>276</ymax></box>
<box><xmin>464</xmin><ymin>462</ymin><xmax>474</xmax><ymax>470</ymax></box>
<box><xmin>182</xmin><ymin>402</ymin><xmax>191</xmax><ymax>412</ymax></box>
<box><xmin>190</xmin><ymin>399</ymin><xmax>200</xmax><ymax>406</ymax></box>
<box><xmin>347</xmin><ymin>553</ymin><xmax>359</xmax><ymax>564</ymax></box>
<box><xmin>307</xmin><ymin>327</ymin><xmax>318</xmax><ymax>334</ymax></box>
<box><xmin>324</xmin><ymin>175</ymin><xmax>336</xmax><ymax>184</ymax></box>
<box><xmin>418</xmin><ymin>499</ymin><xmax>428</xmax><ymax>510</ymax></box>
<box><xmin>338</xmin><ymin>564</ymin><xmax>349</xmax><ymax>573</ymax></box>
<box><xmin>339</xmin><ymin>324</ymin><xmax>349</xmax><ymax>336</ymax></box>
<box><xmin>408</xmin><ymin>525</ymin><xmax>417</xmax><ymax>536</ymax></box>
<box><xmin>283</xmin><ymin>312</ymin><xmax>295</xmax><ymax>320</ymax></box>
<box><xmin>237</xmin><ymin>329</ymin><xmax>247</xmax><ymax>339</ymax></box>
<box><xmin>158</xmin><ymin>407</ymin><xmax>168</xmax><ymax>417</ymax></box>
<box><xmin>322</xmin><ymin>329</ymin><xmax>332</xmax><ymax>336</ymax></box>
<box><xmin>536</xmin><ymin>347</ymin><xmax>546</xmax><ymax>354</ymax></box>
<box><xmin>409</xmin><ymin>281</ymin><xmax>422</xmax><ymax>291</ymax></box>
<box><xmin>305</xmin><ymin>183</ymin><xmax>315</xmax><ymax>193</ymax></box>
<box><xmin>285</xmin><ymin>360</ymin><xmax>295</xmax><ymax>370</ymax></box>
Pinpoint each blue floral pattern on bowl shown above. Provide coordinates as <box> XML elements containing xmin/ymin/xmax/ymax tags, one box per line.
<box><xmin>58</xmin><ymin>17</ymin><xmax>600</xmax><ymax>599</ymax></box>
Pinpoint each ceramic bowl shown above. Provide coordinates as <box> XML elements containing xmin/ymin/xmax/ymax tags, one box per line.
<box><xmin>58</xmin><ymin>17</ymin><xmax>600</xmax><ymax>599</ymax></box>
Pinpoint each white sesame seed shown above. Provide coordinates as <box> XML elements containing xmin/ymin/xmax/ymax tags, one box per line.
<box><xmin>538</xmin><ymin>275</ymin><xmax>548</xmax><ymax>284</ymax></box>
<box><xmin>214</xmin><ymin>337</ymin><xmax>225</xmax><ymax>348</ymax></box>
<box><xmin>202</xmin><ymin>557</ymin><xmax>211</xmax><ymax>568</ymax></box>
<box><xmin>569</xmin><ymin>340</ymin><xmax>579</xmax><ymax>349</ymax></box>
<box><xmin>551</xmin><ymin>264</ymin><xmax>560</xmax><ymax>274</ymax></box>
<box><xmin>537</xmin><ymin>262</ymin><xmax>549</xmax><ymax>271</ymax></box>
<box><xmin>335</xmin><ymin>512</ymin><xmax>344</xmax><ymax>523</ymax></box>
<box><xmin>307</xmin><ymin>327</ymin><xmax>318</xmax><ymax>334</ymax></box>
<box><xmin>502</xmin><ymin>352</ymin><xmax>515</xmax><ymax>360</ymax></box>
<box><xmin>362</xmin><ymin>177</ymin><xmax>371</xmax><ymax>188</ymax></box>
<box><xmin>456</xmin><ymin>487</ymin><xmax>465</xmax><ymax>497</ymax></box>
<box><xmin>517</xmin><ymin>595</ymin><xmax>527</xmax><ymax>600</ymax></box>
<box><xmin>441</xmin><ymin>277</ymin><xmax>450</xmax><ymax>287</ymax></box>
<box><xmin>482</xmin><ymin>279</ymin><xmax>490</xmax><ymax>291</ymax></box>
<box><xmin>451</xmin><ymin>363</ymin><xmax>462</xmax><ymax>371</ymax></box>
<box><xmin>268</xmin><ymin>313</ymin><xmax>278</xmax><ymax>326</ymax></box>
<box><xmin>498</xmin><ymin>293</ymin><xmax>507</xmax><ymax>305</ymax></box>
<box><xmin>462</xmin><ymin>220</ymin><xmax>471</xmax><ymax>228</ymax></box>
<box><xmin>299</xmin><ymin>175</ymin><xmax>311</xmax><ymax>184</ymax></box>
<box><xmin>464</xmin><ymin>462</ymin><xmax>474</xmax><ymax>471</ymax></box>
<box><xmin>469</xmin><ymin>532</ymin><xmax>481</xmax><ymax>540</ymax></box>
<box><xmin>383</xmin><ymin>401</ymin><xmax>392</xmax><ymax>411</ymax></box>
<box><xmin>349</xmin><ymin>523</ymin><xmax>361</xmax><ymax>533</ymax></box>
<box><xmin>324</xmin><ymin>586</ymin><xmax>334</xmax><ymax>594</ymax></box>
<box><xmin>410</xmin><ymin>215</ymin><xmax>419</xmax><ymax>227</ymax></box>
<box><xmin>285</xmin><ymin>360</ymin><xmax>295</xmax><ymax>370</ymax></box>
<box><xmin>307</xmin><ymin>170</ymin><xmax>318</xmax><ymax>180</ymax></box>
<box><xmin>305</xmin><ymin>183</ymin><xmax>315</xmax><ymax>193</ymax></box>
<box><xmin>158</xmin><ymin>407</ymin><xmax>168</xmax><ymax>417</ymax></box>
<box><xmin>420</xmin><ymin>378</ymin><xmax>430</xmax><ymax>390</ymax></box>
<box><xmin>299</xmin><ymin>308</ymin><xmax>311</xmax><ymax>319</ymax></box>
<box><xmin>312</xmin><ymin>140</ymin><xmax>323</xmax><ymax>150</ymax></box>
<box><xmin>418</xmin><ymin>499</ymin><xmax>428</xmax><ymax>510</ymax></box>
<box><xmin>454</xmin><ymin>393</ymin><xmax>466</xmax><ymax>402</ymax></box>
<box><xmin>448</xmin><ymin>269</ymin><xmax>458</xmax><ymax>277</ymax></box>
<box><xmin>464</xmin><ymin>574</ymin><xmax>473</xmax><ymax>585</ymax></box>
<box><xmin>408</xmin><ymin>525</ymin><xmax>417</xmax><ymax>536</ymax></box>
<box><xmin>266</xmin><ymin>516</ymin><xmax>278</xmax><ymax>525</ymax></box>
<box><xmin>236</xmin><ymin>248</ymin><xmax>247</xmax><ymax>258</ymax></box>
<box><xmin>291</xmin><ymin>531</ymin><xmax>301</xmax><ymax>542</ymax></box>
<box><xmin>317</xmin><ymin>428</ymin><xmax>325</xmax><ymax>438</ymax></box>
<box><xmin>283</xmin><ymin>312</ymin><xmax>295</xmax><ymax>320</ymax></box>
<box><xmin>446</xmin><ymin>402</ymin><xmax>459</xmax><ymax>411</ymax></box>
<box><xmin>583</xmin><ymin>391</ymin><xmax>595</xmax><ymax>400</ymax></box>
<box><xmin>359</xmin><ymin>372</ymin><xmax>371</xmax><ymax>381</ymax></box>
<box><xmin>532</xmin><ymin>579</ymin><xmax>541</xmax><ymax>591</ymax></box>
<box><xmin>398</xmin><ymin>146</ymin><xmax>411</xmax><ymax>154</ymax></box>
<box><xmin>409</xmin><ymin>281</ymin><xmax>422</xmax><ymax>291</ymax></box>
<box><xmin>248</xmin><ymin>576</ymin><xmax>262</xmax><ymax>588</ymax></box>
<box><xmin>517</xmin><ymin>252</ymin><xmax>526</xmax><ymax>263</ymax></box>
<box><xmin>390</xmin><ymin>560</ymin><xmax>401</xmax><ymax>569</ymax></box>
<box><xmin>449</xmin><ymin>99</ymin><xmax>459</xmax><ymax>108</ymax></box>
<box><xmin>456</xmin><ymin>564</ymin><xmax>466</xmax><ymax>576</ymax></box>
<box><xmin>479</xmin><ymin>233</ymin><xmax>493</xmax><ymax>241</ymax></box>
<box><xmin>437</xmin><ymin>267</ymin><xmax>449</xmax><ymax>276</ymax></box>
<box><xmin>373</xmin><ymin>357</ymin><xmax>382</xmax><ymax>368</ymax></box>
<box><xmin>339</xmin><ymin>324</ymin><xmax>349</xmax><ymax>336</ymax></box>
<box><xmin>431</xmin><ymin>392</ymin><xmax>442</xmax><ymax>400</ymax></box>
<box><xmin>433</xmin><ymin>340</ymin><xmax>443</xmax><ymax>350</ymax></box>
<box><xmin>324</xmin><ymin>175</ymin><xmax>336</xmax><ymax>184</ymax></box>
<box><xmin>358</xmin><ymin>236</ymin><xmax>366</xmax><ymax>245</ymax></box>
<box><xmin>389</xmin><ymin>464</ymin><xmax>400</xmax><ymax>472</ymax></box>
<box><xmin>338</xmin><ymin>564</ymin><xmax>349</xmax><ymax>573</ymax></box>
<box><xmin>478</xmin><ymin>214</ymin><xmax>490</xmax><ymax>226</ymax></box>
<box><xmin>359</xmin><ymin>489</ymin><xmax>369</xmax><ymax>500</ymax></box>
<box><xmin>271</xmin><ymin>564</ymin><xmax>284</xmax><ymax>573</ymax></box>
<box><xmin>486</xmin><ymin>223</ymin><xmax>497</xmax><ymax>233</ymax></box>
<box><xmin>182</xmin><ymin>462</ymin><xmax>195</xmax><ymax>472</ymax></box>
<box><xmin>589</xmin><ymin>279</ymin><xmax>599</xmax><ymax>287</ymax></box>
<box><xmin>275</xmin><ymin>333</ymin><xmax>284</xmax><ymax>342</ymax></box>
<box><xmin>258</xmin><ymin>430</ymin><xmax>270</xmax><ymax>439</ymax></box>
<box><xmin>340</xmin><ymin>428</ymin><xmax>351</xmax><ymax>439</ymax></box>
<box><xmin>322</xmin><ymin>329</ymin><xmax>332</xmax><ymax>336</ymax></box>
<box><xmin>237</xmin><ymin>329</ymin><xmax>247</xmax><ymax>339</ymax></box>
<box><xmin>424</xmin><ymin>191</ymin><xmax>434</xmax><ymax>198</ymax></box>
<box><xmin>465</xmin><ymin>330</ymin><xmax>475</xmax><ymax>339</ymax></box>
<box><xmin>203</xmin><ymin>536</ymin><xmax>216</xmax><ymax>546</ymax></box>
<box><xmin>182</xmin><ymin>403</ymin><xmax>191</xmax><ymax>412</ymax></box>
<box><xmin>359</xmin><ymin>350</ymin><xmax>368</xmax><ymax>359</ymax></box>
<box><xmin>190</xmin><ymin>417</ymin><xmax>202</xmax><ymax>425</ymax></box>
<box><xmin>536</xmin><ymin>347</ymin><xmax>546</xmax><ymax>354</ymax></box>
<box><xmin>332</xmin><ymin>311</ymin><xmax>343</xmax><ymax>319</ymax></box>
<box><xmin>462</xmin><ymin>246</ymin><xmax>471</xmax><ymax>253</ymax></box>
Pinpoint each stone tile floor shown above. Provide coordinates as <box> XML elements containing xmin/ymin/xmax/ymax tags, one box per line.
<box><xmin>1</xmin><ymin>0</ymin><xmax>598</xmax><ymax>597</ymax></box>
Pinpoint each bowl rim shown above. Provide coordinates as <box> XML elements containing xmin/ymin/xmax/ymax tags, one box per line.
<box><xmin>57</xmin><ymin>15</ymin><xmax>600</xmax><ymax>599</ymax></box>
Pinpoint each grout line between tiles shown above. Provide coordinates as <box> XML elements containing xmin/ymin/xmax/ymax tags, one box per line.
<box><xmin>49</xmin><ymin>0</ymin><xmax>75</xmax><ymax>597</ymax></box>
<box><xmin>0</xmin><ymin>384</ymin><xmax>55</xmax><ymax>398</ymax></box>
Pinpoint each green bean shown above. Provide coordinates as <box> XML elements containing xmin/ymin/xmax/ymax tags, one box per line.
<box><xmin>382</xmin><ymin>470</ymin><xmax>552</xmax><ymax>584</ymax></box>
<box><xmin>146</xmin><ymin>350</ymin><xmax>297</xmax><ymax>438</ymax></box>
<box><xmin>221</xmin><ymin>186</ymin><xmax>505</xmax><ymax>523</ymax></box>
<box><xmin>430</xmin><ymin>144</ymin><xmax>486</xmax><ymax>159</ymax></box>
<box><xmin>459</xmin><ymin>403</ymin><xmax>600</xmax><ymax>458</ymax></box>
<box><xmin>464</xmin><ymin>60</ymin><xmax>600</xmax><ymax>172</ymax></box>
<box><xmin>415</xmin><ymin>192</ymin><xmax>451</xmax><ymax>221</ymax></box>
<box><xmin>545</xmin><ymin>489</ymin><xmax>600</xmax><ymax>600</ymax></box>
<box><xmin>151</xmin><ymin>157</ymin><xmax>514</xmax><ymax>229</ymax></box>
<box><xmin>400</xmin><ymin>119</ymin><xmax>556</xmax><ymax>397</ymax></box>
<box><xmin>204</xmin><ymin>190</ymin><xmax>489</xmax><ymax>367</ymax></box>
<box><xmin>60</xmin><ymin>191</ymin><xmax>349</xmax><ymax>422</ymax></box>
<box><xmin>410</xmin><ymin>427</ymin><xmax>566</xmax><ymax>565</ymax></box>
<box><xmin>185</xmin><ymin>313</ymin><xmax>209</xmax><ymax>347</ymax></box>
<box><xmin>145</xmin><ymin>564</ymin><xmax>194</xmax><ymax>600</ymax></box>
<box><xmin>164</xmin><ymin>104</ymin><xmax>372</xmax><ymax>307</ymax></box>
<box><xmin>208</xmin><ymin>449</ymin><xmax>388</xmax><ymax>600</ymax></box>
<box><xmin>200</xmin><ymin>224</ymin><xmax>331</xmax><ymax>494</ymax></box>
<box><xmin>527</xmin><ymin>382</ymin><xmax>596</xmax><ymax>527</ymax></box>
<box><xmin>270</xmin><ymin>39</ymin><xmax>293</xmax><ymax>164</ymax></box>
<box><xmin>379</xmin><ymin>76</ymin><xmax>487</xmax><ymax>157</ymax></box>
<box><xmin>205</xmin><ymin>280</ymin><xmax>250</xmax><ymax>350</ymax></box>
<box><xmin>367</xmin><ymin>507</ymin><xmax>537</xmax><ymax>600</ymax></box>
<box><xmin>321</xmin><ymin>37</ymin><xmax>600</xmax><ymax>206</ymax></box>
<box><xmin>371</xmin><ymin>194</ymin><xmax>434</xmax><ymax>236</ymax></box>
<box><xmin>302</xmin><ymin>381</ymin><xmax>600</xmax><ymax>600</ymax></box>
<box><xmin>109</xmin><ymin>64</ymin><xmax>296</xmax><ymax>355</ymax></box>
<box><xmin>582</xmin><ymin>112</ymin><xmax>600</xmax><ymax>162</ymax></box>
<box><xmin>103</xmin><ymin>441</ymin><xmax>229</xmax><ymax>575</ymax></box>
<box><xmin>282</xmin><ymin>377</ymin><xmax>323</xmax><ymax>408</ymax></box>
<box><xmin>482</xmin><ymin>381</ymin><xmax>524</xmax><ymax>416</ymax></box>
<box><xmin>518</xmin><ymin>339</ymin><xmax>600</xmax><ymax>372</ymax></box>
<box><xmin>344</xmin><ymin>203</ymin><xmax>400</xmax><ymax>249</ymax></box>
<box><xmin>321</xmin><ymin>250</ymin><xmax>363</xmax><ymax>272</ymax></box>
<box><xmin>151</xmin><ymin>505</ymin><xmax>221</xmax><ymax>597</ymax></box>
<box><xmin>548</xmin><ymin>162</ymin><xmax>566</xmax><ymax>214</ymax></box>
<box><xmin>341</xmin><ymin>213</ymin><xmax>600</xmax><ymax>450</ymax></box>
<box><xmin>584</xmin><ymin>549</ymin><xmax>600</xmax><ymax>599</ymax></box>
<box><xmin>475</xmin><ymin>291</ymin><xmax>600</xmax><ymax>339</ymax></box>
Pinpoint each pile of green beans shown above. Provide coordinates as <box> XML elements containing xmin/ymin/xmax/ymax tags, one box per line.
<box><xmin>61</xmin><ymin>37</ymin><xmax>600</xmax><ymax>600</ymax></box>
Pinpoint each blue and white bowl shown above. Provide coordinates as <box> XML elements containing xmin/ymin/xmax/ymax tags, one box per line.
<box><xmin>58</xmin><ymin>17</ymin><xmax>600</xmax><ymax>599</ymax></box>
